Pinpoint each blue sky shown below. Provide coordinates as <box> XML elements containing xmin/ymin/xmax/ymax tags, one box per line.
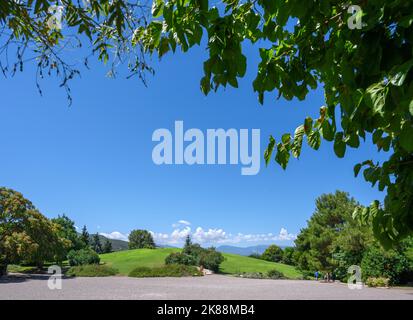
<box><xmin>0</xmin><ymin>41</ymin><xmax>388</xmax><ymax>247</ymax></box>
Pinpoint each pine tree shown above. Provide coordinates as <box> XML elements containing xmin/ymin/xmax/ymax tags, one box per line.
<box><xmin>91</xmin><ymin>233</ymin><xmax>102</xmax><ymax>254</ymax></box>
<box><xmin>103</xmin><ymin>239</ymin><xmax>113</xmax><ymax>254</ymax></box>
<box><xmin>184</xmin><ymin>235</ymin><xmax>192</xmax><ymax>249</ymax></box>
<box><xmin>80</xmin><ymin>225</ymin><xmax>90</xmax><ymax>247</ymax></box>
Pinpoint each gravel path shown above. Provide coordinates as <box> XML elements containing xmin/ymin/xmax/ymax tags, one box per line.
<box><xmin>1</xmin><ymin>274</ymin><xmax>412</xmax><ymax>300</ymax></box>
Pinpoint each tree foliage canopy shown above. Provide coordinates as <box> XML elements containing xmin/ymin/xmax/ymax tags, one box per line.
<box><xmin>294</xmin><ymin>191</ymin><xmax>413</xmax><ymax>283</ymax></box>
<box><xmin>135</xmin><ymin>0</ymin><xmax>413</xmax><ymax>247</ymax></box>
<box><xmin>0</xmin><ymin>187</ymin><xmax>69</xmax><ymax>272</ymax></box>
<box><xmin>261</xmin><ymin>244</ymin><xmax>283</xmax><ymax>263</ymax></box>
<box><xmin>52</xmin><ymin>213</ymin><xmax>84</xmax><ymax>251</ymax></box>
<box><xmin>1</xmin><ymin>1</ymin><xmax>412</xmax><ymax>246</ymax></box>
<box><xmin>128</xmin><ymin>229</ymin><xmax>156</xmax><ymax>249</ymax></box>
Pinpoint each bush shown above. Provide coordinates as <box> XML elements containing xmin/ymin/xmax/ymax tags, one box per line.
<box><xmin>267</xmin><ymin>269</ymin><xmax>285</xmax><ymax>279</ymax></box>
<box><xmin>182</xmin><ymin>242</ymin><xmax>204</xmax><ymax>258</ymax></box>
<box><xmin>129</xmin><ymin>264</ymin><xmax>202</xmax><ymax>278</ymax></box>
<box><xmin>198</xmin><ymin>249</ymin><xmax>225</xmax><ymax>273</ymax></box>
<box><xmin>238</xmin><ymin>272</ymin><xmax>266</xmax><ymax>279</ymax></box>
<box><xmin>66</xmin><ymin>264</ymin><xmax>118</xmax><ymax>277</ymax></box>
<box><xmin>67</xmin><ymin>248</ymin><xmax>100</xmax><ymax>266</ymax></box>
<box><xmin>237</xmin><ymin>270</ymin><xmax>286</xmax><ymax>280</ymax></box>
<box><xmin>171</xmin><ymin>237</ymin><xmax>225</xmax><ymax>273</ymax></box>
<box><xmin>248</xmin><ymin>253</ymin><xmax>262</xmax><ymax>259</ymax></box>
<box><xmin>361</xmin><ymin>246</ymin><xmax>412</xmax><ymax>285</ymax></box>
<box><xmin>365</xmin><ymin>277</ymin><xmax>390</xmax><ymax>287</ymax></box>
<box><xmin>261</xmin><ymin>245</ymin><xmax>283</xmax><ymax>262</ymax></box>
<box><xmin>165</xmin><ymin>252</ymin><xmax>197</xmax><ymax>266</ymax></box>
<box><xmin>281</xmin><ymin>247</ymin><xmax>296</xmax><ymax>265</ymax></box>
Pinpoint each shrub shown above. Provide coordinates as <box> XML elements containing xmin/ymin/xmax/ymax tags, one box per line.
<box><xmin>165</xmin><ymin>252</ymin><xmax>197</xmax><ymax>266</ymax></box>
<box><xmin>173</xmin><ymin>237</ymin><xmax>225</xmax><ymax>273</ymax></box>
<box><xmin>261</xmin><ymin>245</ymin><xmax>283</xmax><ymax>262</ymax></box>
<box><xmin>267</xmin><ymin>269</ymin><xmax>285</xmax><ymax>279</ymax></box>
<box><xmin>365</xmin><ymin>277</ymin><xmax>390</xmax><ymax>287</ymax></box>
<box><xmin>66</xmin><ymin>264</ymin><xmax>118</xmax><ymax>277</ymax></box>
<box><xmin>198</xmin><ymin>249</ymin><xmax>225</xmax><ymax>273</ymax></box>
<box><xmin>361</xmin><ymin>245</ymin><xmax>412</xmax><ymax>285</ymax></box>
<box><xmin>129</xmin><ymin>264</ymin><xmax>202</xmax><ymax>277</ymax></box>
<box><xmin>281</xmin><ymin>247</ymin><xmax>296</xmax><ymax>265</ymax></box>
<box><xmin>67</xmin><ymin>248</ymin><xmax>100</xmax><ymax>266</ymax></box>
<box><xmin>238</xmin><ymin>272</ymin><xmax>266</xmax><ymax>279</ymax></box>
<box><xmin>182</xmin><ymin>242</ymin><xmax>204</xmax><ymax>259</ymax></box>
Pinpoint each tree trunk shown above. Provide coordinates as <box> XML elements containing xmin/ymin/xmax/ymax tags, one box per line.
<box><xmin>0</xmin><ymin>264</ymin><xmax>7</xmax><ymax>277</ymax></box>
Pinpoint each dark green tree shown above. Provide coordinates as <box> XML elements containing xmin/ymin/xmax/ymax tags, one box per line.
<box><xmin>281</xmin><ymin>247</ymin><xmax>296</xmax><ymax>265</ymax></box>
<box><xmin>0</xmin><ymin>187</ymin><xmax>69</xmax><ymax>276</ymax></box>
<box><xmin>361</xmin><ymin>244</ymin><xmax>412</xmax><ymax>284</ymax></box>
<box><xmin>294</xmin><ymin>191</ymin><xmax>359</xmax><ymax>272</ymax></box>
<box><xmin>198</xmin><ymin>247</ymin><xmax>225</xmax><ymax>272</ymax></box>
<box><xmin>102</xmin><ymin>239</ymin><xmax>113</xmax><ymax>254</ymax></box>
<box><xmin>80</xmin><ymin>225</ymin><xmax>90</xmax><ymax>247</ymax></box>
<box><xmin>51</xmin><ymin>214</ymin><xmax>83</xmax><ymax>251</ymax></box>
<box><xmin>128</xmin><ymin>229</ymin><xmax>155</xmax><ymax>249</ymax></box>
<box><xmin>184</xmin><ymin>235</ymin><xmax>192</xmax><ymax>248</ymax></box>
<box><xmin>294</xmin><ymin>190</ymin><xmax>413</xmax><ymax>283</ymax></box>
<box><xmin>91</xmin><ymin>233</ymin><xmax>103</xmax><ymax>254</ymax></box>
<box><xmin>261</xmin><ymin>245</ymin><xmax>284</xmax><ymax>263</ymax></box>
<box><xmin>182</xmin><ymin>235</ymin><xmax>203</xmax><ymax>257</ymax></box>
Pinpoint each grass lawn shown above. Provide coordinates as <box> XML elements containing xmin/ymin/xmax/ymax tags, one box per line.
<box><xmin>100</xmin><ymin>248</ymin><xmax>302</xmax><ymax>279</ymax></box>
<box><xmin>100</xmin><ymin>248</ymin><xmax>180</xmax><ymax>275</ymax></box>
<box><xmin>219</xmin><ymin>253</ymin><xmax>302</xmax><ymax>279</ymax></box>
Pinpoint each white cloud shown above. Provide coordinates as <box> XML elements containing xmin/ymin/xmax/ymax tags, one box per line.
<box><xmin>276</xmin><ymin>227</ymin><xmax>296</xmax><ymax>241</ymax></box>
<box><xmin>103</xmin><ymin>226</ymin><xmax>296</xmax><ymax>246</ymax></box>
<box><xmin>172</xmin><ymin>220</ymin><xmax>192</xmax><ymax>228</ymax></box>
<box><xmin>192</xmin><ymin>227</ymin><xmax>227</xmax><ymax>243</ymax></box>
<box><xmin>100</xmin><ymin>231</ymin><xmax>129</xmax><ymax>241</ymax></box>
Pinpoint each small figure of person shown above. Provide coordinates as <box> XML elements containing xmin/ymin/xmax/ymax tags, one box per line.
<box><xmin>315</xmin><ymin>271</ymin><xmax>319</xmax><ymax>281</ymax></box>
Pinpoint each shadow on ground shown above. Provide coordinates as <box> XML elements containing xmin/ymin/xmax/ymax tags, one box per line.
<box><xmin>0</xmin><ymin>273</ymin><xmax>74</xmax><ymax>284</ymax></box>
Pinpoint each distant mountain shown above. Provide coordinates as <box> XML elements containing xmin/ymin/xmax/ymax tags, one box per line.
<box><xmin>91</xmin><ymin>234</ymin><xmax>129</xmax><ymax>251</ymax></box>
<box><xmin>217</xmin><ymin>245</ymin><xmax>288</xmax><ymax>256</ymax></box>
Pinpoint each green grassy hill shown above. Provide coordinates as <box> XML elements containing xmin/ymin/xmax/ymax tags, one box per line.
<box><xmin>219</xmin><ymin>253</ymin><xmax>302</xmax><ymax>278</ymax></box>
<box><xmin>100</xmin><ymin>248</ymin><xmax>302</xmax><ymax>279</ymax></box>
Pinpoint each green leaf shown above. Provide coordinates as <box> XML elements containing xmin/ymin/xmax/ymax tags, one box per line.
<box><xmin>200</xmin><ymin>76</ymin><xmax>211</xmax><ymax>95</ymax></box>
<box><xmin>291</xmin><ymin>125</ymin><xmax>304</xmax><ymax>158</ymax></box>
<box><xmin>399</xmin><ymin>121</ymin><xmax>413</xmax><ymax>152</ymax></box>
<box><xmin>321</xmin><ymin>120</ymin><xmax>334</xmax><ymax>141</ymax></box>
<box><xmin>388</xmin><ymin>59</ymin><xmax>413</xmax><ymax>87</ymax></box>
<box><xmin>151</xmin><ymin>0</ymin><xmax>164</xmax><ymax>18</ymax></box>
<box><xmin>369</xmin><ymin>200</ymin><xmax>380</xmax><ymax>217</ymax></box>
<box><xmin>275</xmin><ymin>142</ymin><xmax>290</xmax><ymax>170</ymax></box>
<box><xmin>372</xmin><ymin>129</ymin><xmax>383</xmax><ymax>144</ymax></box>
<box><xmin>354</xmin><ymin>163</ymin><xmax>362</xmax><ymax>177</ymax></box>
<box><xmin>346</xmin><ymin>132</ymin><xmax>360</xmax><ymax>148</ymax></box>
<box><xmin>304</xmin><ymin>117</ymin><xmax>312</xmax><ymax>135</ymax></box>
<box><xmin>333</xmin><ymin>132</ymin><xmax>346</xmax><ymax>158</ymax></box>
<box><xmin>307</xmin><ymin>131</ymin><xmax>321</xmax><ymax>150</ymax></box>
<box><xmin>281</xmin><ymin>133</ymin><xmax>291</xmax><ymax>144</ymax></box>
<box><xmin>237</xmin><ymin>54</ymin><xmax>247</xmax><ymax>77</ymax></box>
<box><xmin>264</xmin><ymin>135</ymin><xmax>275</xmax><ymax>167</ymax></box>
<box><xmin>365</xmin><ymin>82</ymin><xmax>388</xmax><ymax>115</ymax></box>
